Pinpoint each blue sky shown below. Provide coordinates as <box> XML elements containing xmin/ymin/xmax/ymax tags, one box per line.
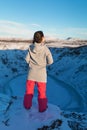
<box><xmin>0</xmin><ymin>0</ymin><xmax>87</xmax><ymax>39</ymax></box>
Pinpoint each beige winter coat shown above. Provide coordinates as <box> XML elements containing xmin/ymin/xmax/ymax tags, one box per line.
<box><xmin>25</xmin><ymin>43</ymin><xmax>53</xmax><ymax>82</ymax></box>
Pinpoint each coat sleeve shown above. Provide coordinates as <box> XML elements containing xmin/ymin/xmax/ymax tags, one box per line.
<box><xmin>46</xmin><ymin>46</ymin><xmax>53</xmax><ymax>65</ymax></box>
<box><xmin>25</xmin><ymin>49</ymin><xmax>30</xmax><ymax>64</ymax></box>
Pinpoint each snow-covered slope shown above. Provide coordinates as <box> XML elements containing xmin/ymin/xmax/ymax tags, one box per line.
<box><xmin>49</xmin><ymin>45</ymin><xmax>87</xmax><ymax>110</ymax></box>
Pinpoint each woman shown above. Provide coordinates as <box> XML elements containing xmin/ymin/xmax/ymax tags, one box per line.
<box><xmin>23</xmin><ymin>31</ymin><xmax>53</xmax><ymax>112</ymax></box>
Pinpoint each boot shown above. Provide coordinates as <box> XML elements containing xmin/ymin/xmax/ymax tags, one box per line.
<box><xmin>23</xmin><ymin>94</ymin><xmax>33</xmax><ymax>109</ymax></box>
<box><xmin>38</xmin><ymin>98</ymin><xmax>48</xmax><ymax>112</ymax></box>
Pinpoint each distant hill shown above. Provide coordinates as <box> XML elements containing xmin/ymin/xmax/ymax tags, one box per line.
<box><xmin>0</xmin><ymin>38</ymin><xmax>32</xmax><ymax>43</ymax></box>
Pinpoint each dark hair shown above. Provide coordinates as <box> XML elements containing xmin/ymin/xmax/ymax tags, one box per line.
<box><xmin>33</xmin><ymin>31</ymin><xmax>44</xmax><ymax>43</ymax></box>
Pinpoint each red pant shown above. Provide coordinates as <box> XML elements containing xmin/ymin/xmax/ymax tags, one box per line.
<box><xmin>23</xmin><ymin>80</ymin><xmax>47</xmax><ymax>112</ymax></box>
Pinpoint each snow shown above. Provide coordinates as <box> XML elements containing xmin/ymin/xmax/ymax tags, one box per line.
<box><xmin>0</xmin><ymin>40</ymin><xmax>87</xmax><ymax>129</ymax></box>
<box><xmin>0</xmin><ymin>94</ymin><xmax>11</xmax><ymax>112</ymax></box>
<box><xmin>0</xmin><ymin>96</ymin><xmax>61</xmax><ymax>130</ymax></box>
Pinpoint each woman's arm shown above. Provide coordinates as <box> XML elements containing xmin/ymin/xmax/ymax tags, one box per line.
<box><xmin>46</xmin><ymin>46</ymin><xmax>53</xmax><ymax>65</ymax></box>
<box><xmin>25</xmin><ymin>50</ymin><xmax>30</xmax><ymax>64</ymax></box>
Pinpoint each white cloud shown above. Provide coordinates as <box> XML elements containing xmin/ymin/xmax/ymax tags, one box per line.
<box><xmin>0</xmin><ymin>20</ymin><xmax>44</xmax><ymax>39</ymax></box>
<box><xmin>0</xmin><ymin>20</ymin><xmax>87</xmax><ymax>40</ymax></box>
<box><xmin>30</xmin><ymin>23</ymin><xmax>41</xmax><ymax>27</ymax></box>
<box><xmin>63</xmin><ymin>27</ymin><xmax>87</xmax><ymax>37</ymax></box>
<box><xmin>50</xmin><ymin>27</ymin><xmax>87</xmax><ymax>39</ymax></box>
<box><xmin>0</xmin><ymin>20</ymin><xmax>34</xmax><ymax>39</ymax></box>
<box><xmin>0</xmin><ymin>20</ymin><xmax>23</xmax><ymax>26</ymax></box>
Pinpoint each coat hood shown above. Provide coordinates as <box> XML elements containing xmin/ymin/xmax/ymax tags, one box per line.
<box><xmin>29</xmin><ymin>43</ymin><xmax>45</xmax><ymax>53</ymax></box>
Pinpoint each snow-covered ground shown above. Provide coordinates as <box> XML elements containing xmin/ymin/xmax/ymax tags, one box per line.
<box><xmin>0</xmin><ymin>95</ymin><xmax>62</xmax><ymax>130</ymax></box>
<box><xmin>0</xmin><ymin>40</ymin><xmax>87</xmax><ymax>129</ymax></box>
